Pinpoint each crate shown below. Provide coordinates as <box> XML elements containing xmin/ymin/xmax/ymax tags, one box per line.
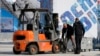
<box><xmin>81</xmin><ymin>37</ymin><xmax>93</xmax><ymax>51</ymax></box>
<box><xmin>93</xmin><ymin>38</ymin><xmax>100</xmax><ymax>49</ymax></box>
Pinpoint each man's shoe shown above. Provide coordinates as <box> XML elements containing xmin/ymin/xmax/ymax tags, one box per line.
<box><xmin>62</xmin><ymin>50</ymin><xmax>66</xmax><ymax>53</ymax></box>
<box><xmin>74</xmin><ymin>52</ymin><xmax>80</xmax><ymax>54</ymax></box>
<box><xmin>78</xmin><ymin>51</ymin><xmax>80</xmax><ymax>54</ymax></box>
<box><xmin>74</xmin><ymin>51</ymin><xmax>80</xmax><ymax>54</ymax></box>
<box><xmin>72</xmin><ymin>48</ymin><xmax>75</xmax><ymax>52</ymax></box>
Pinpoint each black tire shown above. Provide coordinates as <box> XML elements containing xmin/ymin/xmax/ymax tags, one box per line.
<box><xmin>13</xmin><ymin>47</ymin><xmax>21</xmax><ymax>54</ymax></box>
<box><xmin>84</xmin><ymin>49</ymin><xmax>86</xmax><ymax>52</ymax></box>
<box><xmin>89</xmin><ymin>49</ymin><xmax>91</xmax><ymax>51</ymax></box>
<box><xmin>52</xmin><ymin>42</ymin><xmax>60</xmax><ymax>53</ymax></box>
<box><xmin>28</xmin><ymin>44</ymin><xmax>38</xmax><ymax>55</ymax></box>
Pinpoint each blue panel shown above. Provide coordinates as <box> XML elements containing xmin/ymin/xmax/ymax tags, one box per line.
<box><xmin>40</xmin><ymin>0</ymin><xmax>53</xmax><ymax>12</ymax></box>
<box><xmin>0</xmin><ymin>8</ymin><xmax>18</xmax><ymax>32</ymax></box>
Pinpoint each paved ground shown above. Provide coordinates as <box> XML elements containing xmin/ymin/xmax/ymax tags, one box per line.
<box><xmin>0</xmin><ymin>33</ymin><xmax>100</xmax><ymax>56</ymax></box>
<box><xmin>0</xmin><ymin>43</ymin><xmax>100</xmax><ymax>56</ymax></box>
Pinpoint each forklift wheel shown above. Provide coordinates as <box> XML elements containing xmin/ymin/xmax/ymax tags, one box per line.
<box><xmin>52</xmin><ymin>42</ymin><xmax>60</xmax><ymax>53</ymax></box>
<box><xmin>13</xmin><ymin>47</ymin><xmax>21</xmax><ymax>54</ymax></box>
<box><xmin>28</xmin><ymin>44</ymin><xmax>38</xmax><ymax>55</ymax></box>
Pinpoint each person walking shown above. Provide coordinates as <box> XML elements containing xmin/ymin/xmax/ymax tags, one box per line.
<box><xmin>73</xmin><ymin>18</ymin><xmax>85</xmax><ymax>54</ymax></box>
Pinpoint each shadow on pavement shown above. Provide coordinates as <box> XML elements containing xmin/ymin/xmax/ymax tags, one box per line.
<box><xmin>0</xmin><ymin>51</ymin><xmax>13</xmax><ymax>55</ymax></box>
<box><xmin>0</xmin><ymin>51</ymin><xmax>74</xmax><ymax>55</ymax></box>
<box><xmin>0</xmin><ymin>42</ymin><xmax>13</xmax><ymax>44</ymax></box>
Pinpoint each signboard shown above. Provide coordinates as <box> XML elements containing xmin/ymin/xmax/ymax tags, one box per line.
<box><xmin>41</xmin><ymin>0</ymin><xmax>98</xmax><ymax>38</ymax></box>
<box><xmin>1</xmin><ymin>17</ymin><xmax>14</xmax><ymax>32</ymax></box>
<box><xmin>0</xmin><ymin>8</ymin><xmax>18</xmax><ymax>32</ymax></box>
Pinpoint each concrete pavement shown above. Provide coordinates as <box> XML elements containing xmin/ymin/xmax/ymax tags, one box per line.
<box><xmin>0</xmin><ymin>33</ymin><xmax>100</xmax><ymax>56</ymax></box>
<box><xmin>0</xmin><ymin>43</ymin><xmax>100</xmax><ymax>56</ymax></box>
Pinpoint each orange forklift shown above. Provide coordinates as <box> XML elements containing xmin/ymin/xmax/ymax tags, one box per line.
<box><xmin>13</xmin><ymin>8</ymin><xmax>60</xmax><ymax>55</ymax></box>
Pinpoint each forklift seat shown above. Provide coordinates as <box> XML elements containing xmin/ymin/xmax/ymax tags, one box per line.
<box><xmin>27</xmin><ymin>24</ymin><xmax>33</xmax><ymax>30</ymax></box>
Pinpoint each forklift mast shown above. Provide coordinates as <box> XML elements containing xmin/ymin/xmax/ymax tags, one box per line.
<box><xmin>18</xmin><ymin>8</ymin><xmax>58</xmax><ymax>41</ymax></box>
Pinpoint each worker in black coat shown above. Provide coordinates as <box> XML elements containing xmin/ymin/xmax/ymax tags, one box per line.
<box><xmin>61</xmin><ymin>23</ymin><xmax>75</xmax><ymax>53</ymax></box>
<box><xmin>73</xmin><ymin>18</ymin><xmax>85</xmax><ymax>54</ymax></box>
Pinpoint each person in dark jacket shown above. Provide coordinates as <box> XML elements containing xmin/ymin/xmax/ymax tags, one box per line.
<box><xmin>73</xmin><ymin>18</ymin><xmax>85</xmax><ymax>54</ymax></box>
<box><xmin>61</xmin><ymin>23</ymin><xmax>75</xmax><ymax>52</ymax></box>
